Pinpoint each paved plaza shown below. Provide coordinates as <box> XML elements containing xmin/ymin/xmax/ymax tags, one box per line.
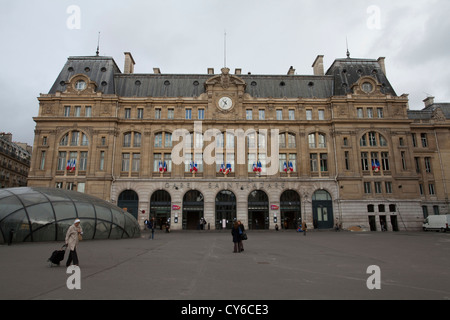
<box><xmin>1</xmin><ymin>229</ymin><xmax>450</xmax><ymax>300</ymax></box>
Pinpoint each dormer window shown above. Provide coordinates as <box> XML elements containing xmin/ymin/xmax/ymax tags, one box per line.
<box><xmin>75</xmin><ymin>80</ymin><xmax>87</xmax><ymax>91</ymax></box>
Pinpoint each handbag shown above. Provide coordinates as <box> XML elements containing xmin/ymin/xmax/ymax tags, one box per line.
<box><xmin>241</xmin><ymin>232</ymin><xmax>248</xmax><ymax>241</ymax></box>
<box><xmin>78</xmin><ymin>233</ymin><xmax>83</xmax><ymax>241</ymax></box>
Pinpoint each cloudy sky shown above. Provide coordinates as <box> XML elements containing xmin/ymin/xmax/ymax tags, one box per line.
<box><xmin>1</xmin><ymin>0</ymin><xmax>449</xmax><ymax>146</ymax></box>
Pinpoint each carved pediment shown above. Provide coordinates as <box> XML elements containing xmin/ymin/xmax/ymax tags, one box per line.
<box><xmin>205</xmin><ymin>68</ymin><xmax>246</xmax><ymax>90</ymax></box>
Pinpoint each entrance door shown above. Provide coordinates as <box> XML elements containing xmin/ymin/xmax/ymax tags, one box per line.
<box><xmin>368</xmin><ymin>215</ymin><xmax>377</xmax><ymax>231</ymax></box>
<box><xmin>280</xmin><ymin>190</ymin><xmax>301</xmax><ymax>229</ymax></box>
<box><xmin>215</xmin><ymin>190</ymin><xmax>236</xmax><ymax>230</ymax></box>
<box><xmin>312</xmin><ymin>190</ymin><xmax>334</xmax><ymax>229</ymax></box>
<box><xmin>182</xmin><ymin>190</ymin><xmax>204</xmax><ymax>230</ymax></box>
<box><xmin>391</xmin><ymin>215</ymin><xmax>399</xmax><ymax>231</ymax></box>
<box><xmin>117</xmin><ymin>190</ymin><xmax>139</xmax><ymax>219</ymax></box>
<box><xmin>248</xmin><ymin>190</ymin><xmax>269</xmax><ymax>230</ymax></box>
<box><xmin>150</xmin><ymin>190</ymin><xmax>171</xmax><ymax>230</ymax></box>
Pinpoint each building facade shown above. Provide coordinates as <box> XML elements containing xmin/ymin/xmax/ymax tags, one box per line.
<box><xmin>0</xmin><ymin>133</ymin><xmax>31</xmax><ymax>188</ymax></box>
<box><xmin>28</xmin><ymin>52</ymin><xmax>450</xmax><ymax>231</ymax></box>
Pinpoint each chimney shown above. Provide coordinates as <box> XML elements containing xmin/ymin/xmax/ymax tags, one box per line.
<box><xmin>153</xmin><ymin>68</ymin><xmax>161</xmax><ymax>74</ymax></box>
<box><xmin>423</xmin><ymin>96</ymin><xmax>435</xmax><ymax>108</ymax></box>
<box><xmin>377</xmin><ymin>57</ymin><xmax>386</xmax><ymax>75</ymax></box>
<box><xmin>124</xmin><ymin>52</ymin><xmax>135</xmax><ymax>74</ymax></box>
<box><xmin>207</xmin><ymin>68</ymin><xmax>214</xmax><ymax>75</ymax></box>
<box><xmin>312</xmin><ymin>55</ymin><xmax>324</xmax><ymax>76</ymax></box>
<box><xmin>235</xmin><ymin>68</ymin><xmax>242</xmax><ymax>75</ymax></box>
<box><xmin>287</xmin><ymin>66</ymin><xmax>295</xmax><ymax>75</ymax></box>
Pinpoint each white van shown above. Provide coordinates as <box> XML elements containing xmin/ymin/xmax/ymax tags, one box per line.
<box><xmin>423</xmin><ymin>215</ymin><xmax>450</xmax><ymax>232</ymax></box>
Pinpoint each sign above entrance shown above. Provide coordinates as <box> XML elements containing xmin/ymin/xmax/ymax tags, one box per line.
<box><xmin>270</xmin><ymin>205</ymin><xmax>279</xmax><ymax>210</ymax></box>
<box><xmin>172</xmin><ymin>205</ymin><xmax>180</xmax><ymax>210</ymax></box>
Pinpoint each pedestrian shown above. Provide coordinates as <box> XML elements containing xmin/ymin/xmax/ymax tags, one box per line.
<box><xmin>150</xmin><ymin>218</ymin><xmax>155</xmax><ymax>239</ymax></box>
<box><xmin>302</xmin><ymin>220</ymin><xmax>307</xmax><ymax>236</ymax></box>
<box><xmin>237</xmin><ymin>220</ymin><xmax>245</xmax><ymax>252</ymax></box>
<box><xmin>65</xmin><ymin>219</ymin><xmax>83</xmax><ymax>267</ymax></box>
<box><xmin>231</xmin><ymin>221</ymin><xmax>241</xmax><ymax>253</ymax></box>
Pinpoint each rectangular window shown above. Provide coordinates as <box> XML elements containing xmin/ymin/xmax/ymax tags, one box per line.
<box><xmin>164</xmin><ymin>153</ymin><xmax>172</xmax><ymax>172</ymax></box>
<box><xmin>412</xmin><ymin>133</ymin><xmax>417</xmax><ymax>147</ymax></box>
<box><xmin>310</xmin><ymin>153</ymin><xmax>318</xmax><ymax>172</ymax></box>
<box><xmin>185</xmin><ymin>109</ymin><xmax>192</xmax><ymax>120</ymax></box>
<box><xmin>401</xmin><ymin>151</ymin><xmax>407</xmax><ymax>170</ymax></box>
<box><xmin>132</xmin><ymin>153</ymin><xmax>140</xmax><ymax>172</ymax></box>
<box><xmin>421</xmin><ymin>133</ymin><xmax>428</xmax><ymax>147</ymax></box>
<box><xmin>246</xmin><ymin>109</ymin><xmax>252</xmax><ymax>120</ymax></box>
<box><xmin>419</xmin><ymin>183</ymin><xmax>424</xmax><ymax>195</ymax></box>
<box><xmin>155</xmin><ymin>108</ymin><xmax>161</xmax><ymax>119</ymax></box>
<box><xmin>289</xmin><ymin>154</ymin><xmax>297</xmax><ymax>172</ymax></box>
<box><xmin>375</xmin><ymin>182</ymin><xmax>382</xmax><ymax>194</ymax></box>
<box><xmin>320</xmin><ymin>153</ymin><xmax>328</xmax><ymax>172</ymax></box>
<box><xmin>345</xmin><ymin>151</ymin><xmax>350</xmax><ymax>170</ymax></box>
<box><xmin>168</xmin><ymin>108</ymin><xmax>174</xmax><ymax>119</ymax></box>
<box><xmin>137</xmin><ymin>108</ymin><xmax>143</xmax><ymax>119</ymax></box>
<box><xmin>99</xmin><ymin>151</ymin><xmax>105</xmax><ymax>171</ymax></box>
<box><xmin>64</xmin><ymin>106</ymin><xmax>71</xmax><ymax>117</ymax></box>
<box><xmin>79</xmin><ymin>152</ymin><xmax>88</xmax><ymax>171</ymax></box>
<box><xmin>306</xmin><ymin>110</ymin><xmax>312</xmax><ymax>120</ymax></box>
<box><xmin>415</xmin><ymin>157</ymin><xmax>421</xmax><ymax>173</ymax></box>
<box><xmin>429</xmin><ymin>183</ymin><xmax>435</xmax><ymax>195</ymax></box>
<box><xmin>422</xmin><ymin>206</ymin><xmax>428</xmax><ymax>219</ymax></box>
<box><xmin>433</xmin><ymin>205</ymin><xmax>440</xmax><ymax>215</ymax></box>
<box><xmin>424</xmin><ymin>157</ymin><xmax>432</xmax><ymax>173</ymax></box>
<box><xmin>198</xmin><ymin>108</ymin><xmax>205</xmax><ymax>120</ymax></box>
<box><xmin>276</xmin><ymin>109</ymin><xmax>283</xmax><ymax>120</ymax></box>
<box><xmin>125</xmin><ymin>108</ymin><xmax>131</xmax><ymax>119</ymax></box>
<box><xmin>153</xmin><ymin>153</ymin><xmax>162</xmax><ymax>172</ymax></box>
<box><xmin>279</xmin><ymin>153</ymin><xmax>286</xmax><ymax>172</ymax></box>
<box><xmin>85</xmin><ymin>106</ymin><xmax>92</xmax><ymax>117</ymax></box>
<box><xmin>71</xmin><ymin>131</ymin><xmax>79</xmax><ymax>146</ymax></box>
<box><xmin>367</xmin><ymin>108</ymin><xmax>373</xmax><ymax>118</ymax></box>
<box><xmin>57</xmin><ymin>152</ymin><xmax>67</xmax><ymax>171</ymax></box>
<box><xmin>385</xmin><ymin>182</ymin><xmax>392</xmax><ymax>194</ymax></box>
<box><xmin>40</xmin><ymin>151</ymin><xmax>46</xmax><ymax>170</ymax></box>
<box><xmin>122</xmin><ymin>153</ymin><xmax>130</xmax><ymax>171</ymax></box>
<box><xmin>377</xmin><ymin>108</ymin><xmax>383</xmax><ymax>118</ymax></box>
<box><xmin>75</xmin><ymin>106</ymin><xmax>81</xmax><ymax>117</ymax></box>
<box><xmin>154</xmin><ymin>133</ymin><xmax>162</xmax><ymax>148</ymax></box>
<box><xmin>361</xmin><ymin>152</ymin><xmax>369</xmax><ymax>171</ymax></box>
<box><xmin>381</xmin><ymin>152</ymin><xmax>390</xmax><ymax>171</ymax></box>
<box><xmin>364</xmin><ymin>182</ymin><xmax>372</xmax><ymax>194</ymax></box>
<box><xmin>259</xmin><ymin>109</ymin><xmax>265</xmax><ymax>120</ymax></box>
<box><xmin>357</xmin><ymin>108</ymin><xmax>363</xmax><ymax>118</ymax></box>
<box><xmin>318</xmin><ymin>109</ymin><xmax>325</xmax><ymax>120</ymax></box>
<box><xmin>133</xmin><ymin>133</ymin><xmax>141</xmax><ymax>148</ymax></box>
<box><xmin>289</xmin><ymin>109</ymin><xmax>295</xmax><ymax>120</ymax></box>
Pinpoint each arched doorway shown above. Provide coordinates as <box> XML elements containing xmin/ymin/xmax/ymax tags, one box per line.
<box><xmin>280</xmin><ymin>190</ymin><xmax>301</xmax><ymax>229</ymax></box>
<box><xmin>312</xmin><ymin>190</ymin><xmax>334</xmax><ymax>229</ymax></box>
<box><xmin>150</xmin><ymin>190</ymin><xmax>171</xmax><ymax>230</ymax></box>
<box><xmin>117</xmin><ymin>190</ymin><xmax>139</xmax><ymax>219</ymax></box>
<box><xmin>215</xmin><ymin>190</ymin><xmax>236</xmax><ymax>230</ymax></box>
<box><xmin>183</xmin><ymin>190</ymin><xmax>204</xmax><ymax>230</ymax></box>
<box><xmin>248</xmin><ymin>190</ymin><xmax>269</xmax><ymax>230</ymax></box>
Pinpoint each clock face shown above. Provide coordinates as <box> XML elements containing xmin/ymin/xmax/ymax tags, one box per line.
<box><xmin>218</xmin><ymin>96</ymin><xmax>233</xmax><ymax>110</ymax></box>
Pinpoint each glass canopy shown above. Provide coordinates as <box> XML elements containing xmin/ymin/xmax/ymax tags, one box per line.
<box><xmin>0</xmin><ymin>187</ymin><xmax>140</xmax><ymax>244</ymax></box>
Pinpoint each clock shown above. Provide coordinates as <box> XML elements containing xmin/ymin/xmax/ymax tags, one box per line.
<box><xmin>218</xmin><ymin>96</ymin><xmax>233</xmax><ymax>110</ymax></box>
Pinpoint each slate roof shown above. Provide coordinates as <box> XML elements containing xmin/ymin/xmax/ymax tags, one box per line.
<box><xmin>325</xmin><ymin>58</ymin><xmax>397</xmax><ymax>96</ymax></box>
<box><xmin>49</xmin><ymin>56</ymin><xmax>121</xmax><ymax>95</ymax></box>
<box><xmin>48</xmin><ymin>55</ymin><xmax>397</xmax><ymax>99</ymax></box>
<box><xmin>407</xmin><ymin>103</ymin><xmax>450</xmax><ymax>120</ymax></box>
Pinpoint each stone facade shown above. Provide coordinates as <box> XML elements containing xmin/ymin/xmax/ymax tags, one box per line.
<box><xmin>28</xmin><ymin>53</ymin><xmax>450</xmax><ymax>231</ymax></box>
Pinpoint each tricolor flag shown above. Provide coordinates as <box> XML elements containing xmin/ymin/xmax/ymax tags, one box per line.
<box><xmin>283</xmin><ymin>161</ymin><xmax>288</xmax><ymax>172</ymax></box>
<box><xmin>372</xmin><ymin>159</ymin><xmax>380</xmax><ymax>172</ymax></box>
<box><xmin>163</xmin><ymin>161</ymin><xmax>167</xmax><ymax>172</ymax></box>
<box><xmin>159</xmin><ymin>161</ymin><xmax>163</xmax><ymax>172</ymax></box>
<box><xmin>289</xmin><ymin>161</ymin><xmax>294</xmax><ymax>172</ymax></box>
<box><xmin>225</xmin><ymin>163</ymin><xmax>232</xmax><ymax>174</ymax></box>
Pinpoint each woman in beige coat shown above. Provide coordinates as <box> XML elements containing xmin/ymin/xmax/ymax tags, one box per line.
<box><xmin>65</xmin><ymin>219</ymin><xmax>83</xmax><ymax>267</ymax></box>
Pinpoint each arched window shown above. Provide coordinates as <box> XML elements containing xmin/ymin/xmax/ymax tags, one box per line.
<box><xmin>359</xmin><ymin>131</ymin><xmax>390</xmax><ymax>173</ymax></box>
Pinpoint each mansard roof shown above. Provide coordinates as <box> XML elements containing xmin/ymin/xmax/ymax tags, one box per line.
<box><xmin>48</xmin><ymin>54</ymin><xmax>397</xmax><ymax>99</ymax></box>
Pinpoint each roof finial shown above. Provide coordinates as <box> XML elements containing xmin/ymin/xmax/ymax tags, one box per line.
<box><xmin>346</xmin><ymin>36</ymin><xmax>350</xmax><ymax>58</ymax></box>
<box><xmin>96</xmin><ymin>31</ymin><xmax>101</xmax><ymax>56</ymax></box>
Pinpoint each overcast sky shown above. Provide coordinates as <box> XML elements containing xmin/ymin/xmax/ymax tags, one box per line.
<box><xmin>1</xmin><ymin>0</ymin><xmax>449</xmax><ymax>146</ymax></box>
